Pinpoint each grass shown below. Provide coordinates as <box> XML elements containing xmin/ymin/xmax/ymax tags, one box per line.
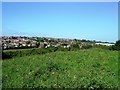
<box><xmin>2</xmin><ymin>48</ymin><xmax>118</xmax><ymax>89</ymax></box>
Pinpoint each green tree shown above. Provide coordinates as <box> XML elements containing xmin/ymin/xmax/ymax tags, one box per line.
<box><xmin>109</xmin><ymin>40</ymin><xmax>120</xmax><ymax>50</ymax></box>
<box><xmin>115</xmin><ymin>40</ymin><xmax>120</xmax><ymax>50</ymax></box>
<box><xmin>26</xmin><ymin>41</ymin><xmax>31</xmax><ymax>44</ymax></box>
<box><xmin>71</xmin><ymin>44</ymin><xmax>79</xmax><ymax>49</ymax></box>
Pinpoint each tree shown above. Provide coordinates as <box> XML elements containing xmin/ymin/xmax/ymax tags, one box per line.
<box><xmin>115</xmin><ymin>40</ymin><xmax>120</xmax><ymax>46</ymax></box>
<box><xmin>71</xmin><ymin>44</ymin><xmax>79</xmax><ymax>49</ymax></box>
<box><xmin>81</xmin><ymin>39</ymin><xmax>87</xmax><ymax>42</ymax></box>
<box><xmin>74</xmin><ymin>39</ymin><xmax>77</xmax><ymax>42</ymax></box>
<box><xmin>36</xmin><ymin>42</ymin><xmax>40</xmax><ymax>47</ymax></box>
<box><xmin>26</xmin><ymin>41</ymin><xmax>31</xmax><ymax>44</ymax></box>
<box><xmin>109</xmin><ymin>40</ymin><xmax>120</xmax><ymax>50</ymax></box>
<box><xmin>48</xmin><ymin>39</ymin><xmax>54</xmax><ymax>43</ymax></box>
<box><xmin>115</xmin><ymin>40</ymin><xmax>120</xmax><ymax>50</ymax></box>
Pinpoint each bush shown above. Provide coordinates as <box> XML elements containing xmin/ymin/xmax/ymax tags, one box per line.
<box><xmin>71</xmin><ymin>44</ymin><xmax>79</xmax><ymax>49</ymax></box>
<box><xmin>109</xmin><ymin>40</ymin><xmax>120</xmax><ymax>51</ymax></box>
<box><xmin>109</xmin><ymin>45</ymin><xmax>117</xmax><ymax>51</ymax></box>
<box><xmin>57</xmin><ymin>46</ymin><xmax>69</xmax><ymax>51</ymax></box>
<box><xmin>2</xmin><ymin>52</ymin><xmax>12</xmax><ymax>59</ymax></box>
<box><xmin>115</xmin><ymin>40</ymin><xmax>120</xmax><ymax>50</ymax></box>
<box><xmin>82</xmin><ymin>45</ymin><xmax>92</xmax><ymax>49</ymax></box>
<box><xmin>47</xmin><ymin>47</ymin><xmax>58</xmax><ymax>52</ymax></box>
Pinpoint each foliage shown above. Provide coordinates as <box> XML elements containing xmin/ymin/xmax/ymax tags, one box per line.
<box><xmin>109</xmin><ymin>45</ymin><xmax>117</xmax><ymax>51</ymax></box>
<box><xmin>81</xmin><ymin>45</ymin><xmax>92</xmax><ymax>49</ymax></box>
<box><xmin>115</xmin><ymin>40</ymin><xmax>120</xmax><ymax>50</ymax></box>
<box><xmin>71</xmin><ymin>44</ymin><xmax>79</xmax><ymax>49</ymax></box>
<box><xmin>115</xmin><ymin>40</ymin><xmax>120</xmax><ymax>46</ymax></box>
<box><xmin>2</xmin><ymin>48</ymin><xmax>118</xmax><ymax>89</ymax></box>
<box><xmin>93</xmin><ymin>45</ymin><xmax>110</xmax><ymax>50</ymax></box>
<box><xmin>26</xmin><ymin>41</ymin><xmax>31</xmax><ymax>44</ymax></box>
<box><xmin>2</xmin><ymin>47</ymin><xmax>69</xmax><ymax>59</ymax></box>
<box><xmin>2</xmin><ymin>45</ymin><xmax>110</xmax><ymax>59</ymax></box>
<box><xmin>57</xmin><ymin>46</ymin><xmax>69</xmax><ymax>51</ymax></box>
<box><xmin>109</xmin><ymin>40</ymin><xmax>120</xmax><ymax>51</ymax></box>
<box><xmin>35</xmin><ymin>42</ymin><xmax>40</xmax><ymax>48</ymax></box>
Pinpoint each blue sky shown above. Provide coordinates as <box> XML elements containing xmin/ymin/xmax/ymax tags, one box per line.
<box><xmin>2</xmin><ymin>2</ymin><xmax>118</xmax><ymax>42</ymax></box>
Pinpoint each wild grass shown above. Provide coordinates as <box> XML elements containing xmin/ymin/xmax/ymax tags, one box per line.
<box><xmin>2</xmin><ymin>48</ymin><xmax>118</xmax><ymax>89</ymax></box>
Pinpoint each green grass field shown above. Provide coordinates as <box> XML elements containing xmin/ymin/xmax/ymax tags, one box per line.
<box><xmin>2</xmin><ymin>48</ymin><xmax>118</xmax><ymax>89</ymax></box>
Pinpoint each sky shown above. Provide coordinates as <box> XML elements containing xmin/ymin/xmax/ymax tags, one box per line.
<box><xmin>2</xmin><ymin>2</ymin><xmax>118</xmax><ymax>42</ymax></box>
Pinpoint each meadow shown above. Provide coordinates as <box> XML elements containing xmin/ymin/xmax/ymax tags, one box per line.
<box><xmin>2</xmin><ymin>48</ymin><xmax>118</xmax><ymax>89</ymax></box>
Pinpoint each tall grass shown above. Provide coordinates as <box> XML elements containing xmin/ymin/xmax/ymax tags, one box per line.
<box><xmin>2</xmin><ymin>48</ymin><xmax>118</xmax><ymax>89</ymax></box>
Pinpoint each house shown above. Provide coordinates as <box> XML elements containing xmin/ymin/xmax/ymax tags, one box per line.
<box><xmin>39</xmin><ymin>42</ymin><xmax>48</xmax><ymax>48</ymax></box>
<box><xmin>22</xmin><ymin>43</ymin><xmax>27</xmax><ymax>46</ymax></box>
<box><xmin>64</xmin><ymin>44</ymin><xmax>71</xmax><ymax>48</ymax></box>
<box><xmin>31</xmin><ymin>43</ymin><xmax>36</xmax><ymax>47</ymax></box>
<box><xmin>27</xmin><ymin>44</ymin><xmax>31</xmax><ymax>47</ymax></box>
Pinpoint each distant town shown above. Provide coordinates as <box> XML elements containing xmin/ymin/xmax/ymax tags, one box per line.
<box><xmin>1</xmin><ymin>36</ymin><xmax>115</xmax><ymax>50</ymax></box>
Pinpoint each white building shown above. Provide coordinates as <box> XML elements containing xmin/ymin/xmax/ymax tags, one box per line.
<box><xmin>95</xmin><ymin>43</ymin><xmax>114</xmax><ymax>46</ymax></box>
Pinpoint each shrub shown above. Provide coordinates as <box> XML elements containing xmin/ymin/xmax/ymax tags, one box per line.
<box><xmin>47</xmin><ymin>47</ymin><xmax>58</xmax><ymax>52</ymax></box>
<box><xmin>71</xmin><ymin>44</ymin><xmax>79</xmax><ymax>49</ymax></box>
<box><xmin>82</xmin><ymin>45</ymin><xmax>92</xmax><ymax>49</ymax></box>
<box><xmin>57</xmin><ymin>46</ymin><xmax>69</xmax><ymax>51</ymax></box>
<box><xmin>109</xmin><ymin>40</ymin><xmax>120</xmax><ymax>51</ymax></box>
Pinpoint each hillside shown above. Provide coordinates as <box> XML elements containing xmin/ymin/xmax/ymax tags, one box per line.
<box><xmin>2</xmin><ymin>48</ymin><xmax>118</xmax><ymax>89</ymax></box>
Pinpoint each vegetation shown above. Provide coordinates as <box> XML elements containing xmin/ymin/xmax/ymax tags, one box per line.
<box><xmin>3</xmin><ymin>46</ymin><xmax>37</xmax><ymax>50</ymax></box>
<box><xmin>71</xmin><ymin>44</ymin><xmax>79</xmax><ymax>49</ymax></box>
<box><xmin>109</xmin><ymin>40</ymin><xmax>120</xmax><ymax>51</ymax></box>
<box><xmin>3</xmin><ymin>45</ymin><xmax>94</xmax><ymax>60</ymax></box>
<box><xmin>2</xmin><ymin>48</ymin><xmax>118</xmax><ymax>89</ymax></box>
<box><xmin>2</xmin><ymin>47</ymin><xmax>69</xmax><ymax>59</ymax></box>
